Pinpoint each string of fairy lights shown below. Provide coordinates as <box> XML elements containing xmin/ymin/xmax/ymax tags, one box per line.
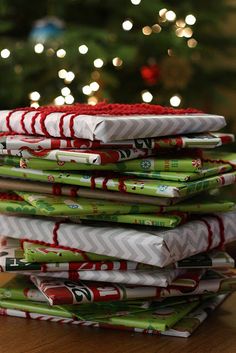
<box><xmin>0</xmin><ymin>1</ymin><xmax>197</xmax><ymax>108</ymax></box>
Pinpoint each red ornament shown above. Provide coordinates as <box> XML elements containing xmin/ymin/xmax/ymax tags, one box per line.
<box><xmin>140</xmin><ymin>64</ymin><xmax>160</xmax><ymax>85</ymax></box>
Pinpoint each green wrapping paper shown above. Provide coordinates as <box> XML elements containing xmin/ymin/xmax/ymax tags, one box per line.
<box><xmin>124</xmin><ymin>163</ymin><xmax>232</xmax><ymax>181</ymax></box>
<box><xmin>0</xmin><ymin>286</ymin><xmax>201</xmax><ymax>326</ymax></box>
<box><xmin>77</xmin><ymin>213</ymin><xmax>185</xmax><ymax>228</ymax></box>
<box><xmin>9</xmin><ymin>192</ymin><xmax>236</xmax><ymax>213</ymax></box>
<box><xmin>0</xmin><ymin>155</ymin><xmax>20</xmax><ymax>167</ymax></box>
<box><xmin>203</xmin><ymin>151</ymin><xmax>236</xmax><ymax>168</ymax></box>
<box><xmin>19</xmin><ymin>155</ymin><xmax>203</xmax><ymax>172</ymax></box>
<box><xmin>15</xmin><ymin>192</ymin><xmax>171</xmax><ymax>216</ymax></box>
<box><xmin>73</xmin><ymin>198</ymin><xmax>234</xmax><ymax>226</ymax></box>
<box><xmin>23</xmin><ymin>241</ymin><xmax>116</xmax><ymax>262</ymax></box>
<box><xmin>0</xmin><ymin>178</ymin><xmax>181</xmax><ymax>206</ymax></box>
<box><xmin>0</xmin><ymin>240</ymin><xmax>128</xmax><ymax>271</ymax></box>
<box><xmin>0</xmin><ymin>192</ymin><xmax>233</xmax><ymax>222</ymax></box>
<box><xmin>162</xmin><ymin>294</ymin><xmax>228</xmax><ymax>337</ymax></box>
<box><xmin>98</xmin><ymin>302</ymin><xmax>199</xmax><ymax>331</ymax></box>
<box><xmin>0</xmin><ymin>293</ymin><xmax>227</xmax><ymax>337</ymax></box>
<box><xmin>0</xmin><ymin>165</ymin><xmax>235</xmax><ymax>197</ymax></box>
<box><xmin>0</xmin><ymin>199</ymin><xmax>37</xmax><ymax>215</ymax></box>
<box><xmin>0</xmin><ymin>275</ymin><xmax>45</xmax><ymax>302</ymax></box>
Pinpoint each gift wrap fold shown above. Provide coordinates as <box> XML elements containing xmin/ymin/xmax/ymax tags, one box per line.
<box><xmin>0</xmin><ymin>165</ymin><xmax>235</xmax><ymax>198</ymax></box>
<box><xmin>0</xmin><ymin>293</ymin><xmax>228</xmax><ymax>337</ymax></box>
<box><xmin>30</xmin><ymin>269</ymin><xmax>236</xmax><ymax>305</ymax></box>
<box><xmin>0</xmin><ymin>132</ymin><xmax>233</xmax><ymax>150</ymax></box>
<box><xmin>0</xmin><ymin>148</ymin><xmax>156</xmax><ymax>165</ymax></box>
<box><xmin>0</xmin><ymin>109</ymin><xmax>226</xmax><ymax>141</ymax></box>
<box><xmin>0</xmin><ymin>212</ymin><xmax>235</xmax><ymax>267</ymax></box>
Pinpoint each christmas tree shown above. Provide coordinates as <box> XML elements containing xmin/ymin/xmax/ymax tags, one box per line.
<box><xmin>0</xmin><ymin>0</ymin><xmax>235</xmax><ymax>112</ymax></box>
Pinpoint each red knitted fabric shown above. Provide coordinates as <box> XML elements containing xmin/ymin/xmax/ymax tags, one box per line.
<box><xmin>4</xmin><ymin>103</ymin><xmax>202</xmax><ymax>139</ymax></box>
<box><xmin>8</xmin><ymin>103</ymin><xmax>201</xmax><ymax>118</ymax></box>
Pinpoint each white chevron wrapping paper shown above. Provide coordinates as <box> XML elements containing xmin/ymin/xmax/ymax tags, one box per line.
<box><xmin>0</xmin><ymin>111</ymin><xmax>226</xmax><ymax>142</ymax></box>
<box><xmin>0</xmin><ymin>212</ymin><xmax>235</xmax><ymax>267</ymax></box>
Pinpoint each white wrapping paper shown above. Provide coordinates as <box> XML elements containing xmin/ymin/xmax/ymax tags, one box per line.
<box><xmin>0</xmin><ymin>212</ymin><xmax>235</xmax><ymax>267</ymax></box>
<box><xmin>0</xmin><ymin>110</ymin><xmax>226</xmax><ymax>142</ymax></box>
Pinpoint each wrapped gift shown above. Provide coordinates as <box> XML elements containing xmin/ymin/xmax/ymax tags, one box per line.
<box><xmin>0</xmin><ymin>212</ymin><xmax>235</xmax><ymax>267</ymax></box>
<box><xmin>30</xmin><ymin>276</ymin><xmax>163</xmax><ymax>305</ymax></box>
<box><xmin>21</xmin><ymin>240</ymin><xmax>235</xmax><ymax>269</ymax></box>
<box><xmin>0</xmin><ymin>132</ymin><xmax>233</xmax><ymax>150</ymax></box>
<box><xmin>17</xmin><ymin>269</ymin><xmax>184</xmax><ymax>287</ymax></box>
<box><xmin>176</xmin><ymin>250</ymin><xmax>235</xmax><ymax>269</ymax></box>
<box><xmin>0</xmin><ymin>293</ymin><xmax>228</xmax><ymax>337</ymax></box>
<box><xmin>0</xmin><ymin>165</ymin><xmax>235</xmax><ymax>198</ymax></box>
<box><xmin>0</xmin><ymin>148</ymin><xmax>157</xmax><ymax>165</ymax></box>
<box><xmin>0</xmin><ymin>178</ymin><xmax>179</xmax><ymax>206</ymax></box>
<box><xmin>0</xmin><ymin>104</ymin><xmax>226</xmax><ymax>142</ymax></box>
<box><xmin>203</xmin><ymin>151</ymin><xmax>236</xmax><ymax>169</ymax></box>
<box><xmin>162</xmin><ymin>294</ymin><xmax>228</xmax><ymax>337</ymax></box>
<box><xmin>31</xmin><ymin>269</ymin><xmax>236</xmax><ymax>305</ymax></box>
<box><xmin>19</xmin><ymin>155</ymin><xmax>203</xmax><ymax>172</ymax></box>
<box><xmin>0</xmin><ymin>275</ymin><xmax>45</xmax><ymax>302</ymax></box>
<box><xmin>124</xmin><ymin>163</ymin><xmax>232</xmax><ymax>182</ymax></box>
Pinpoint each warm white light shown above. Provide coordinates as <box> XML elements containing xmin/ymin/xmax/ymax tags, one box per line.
<box><xmin>170</xmin><ymin>95</ymin><xmax>181</xmax><ymax>107</ymax></box>
<box><xmin>152</xmin><ymin>24</ymin><xmax>162</xmax><ymax>33</ymax></box>
<box><xmin>90</xmin><ymin>81</ymin><xmax>100</xmax><ymax>91</ymax></box>
<box><xmin>165</xmin><ymin>10</ymin><xmax>176</xmax><ymax>21</ymax></box>
<box><xmin>64</xmin><ymin>71</ymin><xmax>75</xmax><ymax>83</ymax></box>
<box><xmin>56</xmin><ymin>49</ymin><xmax>66</xmax><ymax>58</ymax></box>
<box><xmin>82</xmin><ymin>85</ymin><xmax>92</xmax><ymax>95</ymax></box>
<box><xmin>131</xmin><ymin>0</ymin><xmax>141</xmax><ymax>4</ymax></box>
<box><xmin>54</xmin><ymin>96</ymin><xmax>65</xmax><ymax>105</ymax></box>
<box><xmin>141</xmin><ymin>90</ymin><xmax>153</xmax><ymax>103</ymax></box>
<box><xmin>29</xmin><ymin>91</ymin><xmax>40</xmax><ymax>101</ymax></box>
<box><xmin>183</xmin><ymin>27</ymin><xmax>193</xmax><ymax>38</ymax></box>
<box><xmin>176</xmin><ymin>28</ymin><xmax>185</xmax><ymax>37</ymax></box>
<box><xmin>142</xmin><ymin>26</ymin><xmax>152</xmax><ymax>35</ymax></box>
<box><xmin>112</xmin><ymin>57</ymin><xmax>123</xmax><ymax>67</ymax></box>
<box><xmin>159</xmin><ymin>8</ymin><xmax>167</xmax><ymax>17</ymax></box>
<box><xmin>0</xmin><ymin>49</ymin><xmax>10</xmax><ymax>59</ymax></box>
<box><xmin>65</xmin><ymin>94</ymin><xmax>74</xmax><ymax>104</ymax></box>
<box><xmin>58</xmin><ymin>69</ymin><xmax>67</xmax><ymax>79</ymax></box>
<box><xmin>34</xmin><ymin>43</ymin><xmax>44</xmax><ymax>54</ymax></box>
<box><xmin>185</xmin><ymin>14</ymin><xmax>196</xmax><ymax>26</ymax></box>
<box><xmin>78</xmin><ymin>45</ymin><xmax>88</xmax><ymax>54</ymax></box>
<box><xmin>176</xmin><ymin>20</ymin><xmax>186</xmax><ymax>28</ymax></box>
<box><xmin>88</xmin><ymin>96</ymin><xmax>98</xmax><ymax>105</ymax></box>
<box><xmin>122</xmin><ymin>20</ymin><xmax>133</xmax><ymax>31</ymax></box>
<box><xmin>30</xmin><ymin>102</ymin><xmax>39</xmax><ymax>108</ymax></box>
<box><xmin>61</xmin><ymin>87</ymin><xmax>71</xmax><ymax>96</ymax></box>
<box><xmin>187</xmin><ymin>38</ymin><xmax>198</xmax><ymax>48</ymax></box>
<box><xmin>93</xmin><ymin>58</ymin><xmax>104</xmax><ymax>68</ymax></box>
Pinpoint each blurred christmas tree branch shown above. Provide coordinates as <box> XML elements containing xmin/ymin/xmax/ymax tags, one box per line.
<box><xmin>0</xmin><ymin>0</ymin><xmax>235</xmax><ymax>116</ymax></box>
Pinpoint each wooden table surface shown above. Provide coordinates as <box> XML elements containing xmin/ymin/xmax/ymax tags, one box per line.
<box><xmin>1</xmin><ymin>243</ymin><xmax>236</xmax><ymax>353</ymax></box>
<box><xmin>0</xmin><ymin>291</ymin><xmax>235</xmax><ymax>353</ymax></box>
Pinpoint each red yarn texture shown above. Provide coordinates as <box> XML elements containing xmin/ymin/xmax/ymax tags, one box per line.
<box><xmin>8</xmin><ymin>102</ymin><xmax>201</xmax><ymax>118</ymax></box>
<box><xmin>4</xmin><ymin>103</ymin><xmax>202</xmax><ymax>138</ymax></box>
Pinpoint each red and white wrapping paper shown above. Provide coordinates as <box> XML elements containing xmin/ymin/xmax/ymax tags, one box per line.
<box><xmin>0</xmin><ymin>110</ymin><xmax>226</xmax><ymax>142</ymax></box>
<box><xmin>0</xmin><ymin>132</ymin><xmax>233</xmax><ymax>150</ymax></box>
<box><xmin>17</xmin><ymin>268</ymin><xmax>182</xmax><ymax>287</ymax></box>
